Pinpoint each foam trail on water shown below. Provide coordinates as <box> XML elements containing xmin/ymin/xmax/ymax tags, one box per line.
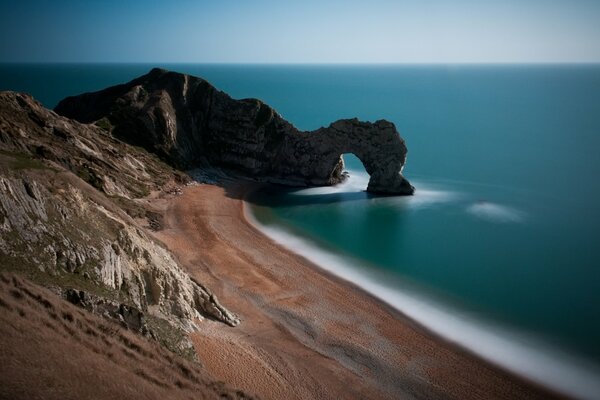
<box><xmin>245</xmin><ymin>203</ymin><xmax>600</xmax><ymax>400</ymax></box>
<box><xmin>467</xmin><ymin>201</ymin><xmax>525</xmax><ymax>223</ymax></box>
<box><xmin>292</xmin><ymin>171</ymin><xmax>461</xmax><ymax>209</ymax></box>
<box><xmin>386</xmin><ymin>179</ymin><xmax>462</xmax><ymax>209</ymax></box>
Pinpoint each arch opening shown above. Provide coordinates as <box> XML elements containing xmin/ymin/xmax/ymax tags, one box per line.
<box><xmin>339</xmin><ymin>153</ymin><xmax>370</xmax><ymax>191</ymax></box>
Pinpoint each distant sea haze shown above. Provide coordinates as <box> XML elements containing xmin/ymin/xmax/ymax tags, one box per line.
<box><xmin>3</xmin><ymin>63</ymin><xmax>600</xmax><ymax>398</ymax></box>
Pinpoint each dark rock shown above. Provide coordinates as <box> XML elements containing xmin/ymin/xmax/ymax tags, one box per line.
<box><xmin>0</xmin><ymin>91</ymin><xmax>177</xmax><ymax>200</ymax></box>
<box><xmin>55</xmin><ymin>68</ymin><xmax>414</xmax><ymax>195</ymax></box>
<box><xmin>64</xmin><ymin>288</ymin><xmax>148</xmax><ymax>334</ymax></box>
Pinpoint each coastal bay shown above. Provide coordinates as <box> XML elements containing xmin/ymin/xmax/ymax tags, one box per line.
<box><xmin>2</xmin><ymin>63</ymin><xmax>599</xmax><ymax>399</ymax></box>
<box><xmin>2</xmin><ymin>0</ymin><xmax>600</xmax><ymax>397</ymax></box>
<box><xmin>151</xmin><ymin>182</ymin><xmax>558</xmax><ymax>400</ymax></box>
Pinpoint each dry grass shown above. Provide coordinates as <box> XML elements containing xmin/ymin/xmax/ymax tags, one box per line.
<box><xmin>0</xmin><ymin>272</ymin><xmax>255</xmax><ymax>400</ymax></box>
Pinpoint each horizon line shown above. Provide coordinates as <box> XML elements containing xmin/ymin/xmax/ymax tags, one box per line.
<box><xmin>2</xmin><ymin>61</ymin><xmax>600</xmax><ymax>66</ymax></box>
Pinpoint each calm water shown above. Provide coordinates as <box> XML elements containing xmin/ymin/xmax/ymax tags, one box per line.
<box><xmin>2</xmin><ymin>63</ymin><xmax>600</xmax><ymax>387</ymax></box>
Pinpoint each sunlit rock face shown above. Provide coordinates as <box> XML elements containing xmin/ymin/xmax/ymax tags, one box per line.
<box><xmin>55</xmin><ymin>68</ymin><xmax>414</xmax><ymax>195</ymax></box>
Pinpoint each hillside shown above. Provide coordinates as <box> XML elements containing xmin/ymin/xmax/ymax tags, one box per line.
<box><xmin>0</xmin><ymin>90</ymin><xmax>249</xmax><ymax>399</ymax></box>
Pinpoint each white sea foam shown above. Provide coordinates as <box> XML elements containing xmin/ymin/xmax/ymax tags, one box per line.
<box><xmin>292</xmin><ymin>171</ymin><xmax>371</xmax><ymax>195</ymax></box>
<box><xmin>293</xmin><ymin>171</ymin><xmax>461</xmax><ymax>209</ymax></box>
<box><xmin>467</xmin><ymin>201</ymin><xmax>525</xmax><ymax>223</ymax></box>
<box><xmin>245</xmin><ymin>202</ymin><xmax>600</xmax><ymax>400</ymax></box>
<box><xmin>393</xmin><ymin>179</ymin><xmax>462</xmax><ymax>209</ymax></box>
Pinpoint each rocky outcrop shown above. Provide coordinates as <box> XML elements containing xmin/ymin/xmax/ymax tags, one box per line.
<box><xmin>65</xmin><ymin>288</ymin><xmax>150</xmax><ymax>334</ymax></box>
<box><xmin>0</xmin><ymin>91</ymin><xmax>240</xmax><ymax>333</ymax></box>
<box><xmin>55</xmin><ymin>68</ymin><xmax>414</xmax><ymax>195</ymax></box>
<box><xmin>0</xmin><ymin>168</ymin><xmax>239</xmax><ymax>329</ymax></box>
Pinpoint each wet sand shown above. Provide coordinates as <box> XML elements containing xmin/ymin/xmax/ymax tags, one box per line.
<box><xmin>152</xmin><ymin>182</ymin><xmax>563</xmax><ymax>400</ymax></box>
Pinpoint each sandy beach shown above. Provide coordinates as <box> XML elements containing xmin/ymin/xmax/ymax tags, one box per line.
<box><xmin>152</xmin><ymin>182</ymin><xmax>562</xmax><ymax>400</ymax></box>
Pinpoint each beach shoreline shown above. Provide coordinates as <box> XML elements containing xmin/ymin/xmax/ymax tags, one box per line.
<box><xmin>151</xmin><ymin>181</ymin><xmax>563</xmax><ymax>400</ymax></box>
<box><xmin>243</xmin><ymin>182</ymin><xmax>600</xmax><ymax>400</ymax></box>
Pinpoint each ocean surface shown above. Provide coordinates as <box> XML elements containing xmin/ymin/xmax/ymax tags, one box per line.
<box><xmin>2</xmin><ymin>64</ymin><xmax>600</xmax><ymax>397</ymax></box>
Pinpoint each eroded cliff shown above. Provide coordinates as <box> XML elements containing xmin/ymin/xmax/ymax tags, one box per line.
<box><xmin>55</xmin><ymin>68</ymin><xmax>414</xmax><ymax>195</ymax></box>
<box><xmin>0</xmin><ymin>92</ymin><xmax>239</xmax><ymax>358</ymax></box>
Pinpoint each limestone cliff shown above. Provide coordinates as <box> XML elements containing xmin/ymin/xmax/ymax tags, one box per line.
<box><xmin>55</xmin><ymin>68</ymin><xmax>414</xmax><ymax>195</ymax></box>
<box><xmin>0</xmin><ymin>92</ymin><xmax>239</xmax><ymax>350</ymax></box>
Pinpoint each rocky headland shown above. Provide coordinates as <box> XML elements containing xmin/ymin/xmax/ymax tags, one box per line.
<box><xmin>55</xmin><ymin>68</ymin><xmax>414</xmax><ymax>195</ymax></box>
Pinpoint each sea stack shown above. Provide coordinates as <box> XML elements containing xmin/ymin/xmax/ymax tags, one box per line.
<box><xmin>55</xmin><ymin>68</ymin><xmax>414</xmax><ymax>195</ymax></box>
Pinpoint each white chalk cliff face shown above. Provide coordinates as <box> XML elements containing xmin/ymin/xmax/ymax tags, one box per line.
<box><xmin>55</xmin><ymin>68</ymin><xmax>414</xmax><ymax>195</ymax></box>
<box><xmin>0</xmin><ymin>92</ymin><xmax>239</xmax><ymax>335</ymax></box>
<box><xmin>0</xmin><ymin>174</ymin><xmax>238</xmax><ymax>329</ymax></box>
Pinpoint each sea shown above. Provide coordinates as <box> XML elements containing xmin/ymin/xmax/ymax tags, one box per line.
<box><xmin>1</xmin><ymin>63</ymin><xmax>600</xmax><ymax>398</ymax></box>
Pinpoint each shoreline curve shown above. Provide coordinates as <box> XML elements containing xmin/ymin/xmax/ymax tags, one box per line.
<box><xmin>242</xmin><ymin>188</ymin><xmax>600</xmax><ymax>400</ymax></box>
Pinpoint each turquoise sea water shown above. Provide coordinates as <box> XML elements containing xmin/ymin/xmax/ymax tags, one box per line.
<box><xmin>2</xmin><ymin>64</ymin><xmax>600</xmax><ymax>394</ymax></box>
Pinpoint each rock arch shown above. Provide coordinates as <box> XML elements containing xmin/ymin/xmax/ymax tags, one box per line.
<box><xmin>55</xmin><ymin>68</ymin><xmax>414</xmax><ymax>196</ymax></box>
<box><xmin>286</xmin><ymin>119</ymin><xmax>414</xmax><ymax>195</ymax></box>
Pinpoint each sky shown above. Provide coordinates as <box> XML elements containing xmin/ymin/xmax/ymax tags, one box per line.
<box><xmin>1</xmin><ymin>0</ymin><xmax>599</xmax><ymax>63</ymax></box>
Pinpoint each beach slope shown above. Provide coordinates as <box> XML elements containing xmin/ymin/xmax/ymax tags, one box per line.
<box><xmin>153</xmin><ymin>182</ymin><xmax>560</xmax><ymax>400</ymax></box>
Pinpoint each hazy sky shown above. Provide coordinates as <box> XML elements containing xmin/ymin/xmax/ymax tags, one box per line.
<box><xmin>1</xmin><ymin>0</ymin><xmax>599</xmax><ymax>63</ymax></box>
